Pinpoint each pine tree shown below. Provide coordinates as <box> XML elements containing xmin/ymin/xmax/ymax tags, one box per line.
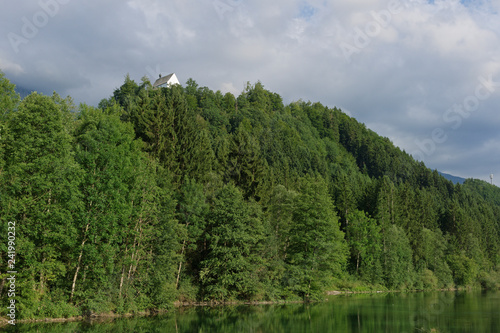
<box><xmin>226</xmin><ymin>119</ymin><xmax>267</xmax><ymax>198</ymax></box>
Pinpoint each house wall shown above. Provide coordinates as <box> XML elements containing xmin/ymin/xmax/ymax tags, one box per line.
<box><xmin>153</xmin><ymin>73</ymin><xmax>180</xmax><ymax>88</ymax></box>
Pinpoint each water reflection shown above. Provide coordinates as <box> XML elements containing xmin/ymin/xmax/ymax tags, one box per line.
<box><xmin>6</xmin><ymin>290</ymin><xmax>500</xmax><ymax>333</ymax></box>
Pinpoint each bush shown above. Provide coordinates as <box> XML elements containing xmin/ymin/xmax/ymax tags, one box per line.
<box><xmin>81</xmin><ymin>290</ymin><xmax>116</xmax><ymax>316</ymax></box>
<box><xmin>38</xmin><ymin>299</ymin><xmax>80</xmax><ymax>318</ymax></box>
<box><xmin>421</xmin><ymin>269</ymin><xmax>439</xmax><ymax>289</ymax></box>
<box><xmin>177</xmin><ymin>276</ymin><xmax>199</xmax><ymax>303</ymax></box>
<box><xmin>447</xmin><ymin>253</ymin><xmax>478</xmax><ymax>286</ymax></box>
<box><xmin>478</xmin><ymin>270</ymin><xmax>500</xmax><ymax>290</ymax></box>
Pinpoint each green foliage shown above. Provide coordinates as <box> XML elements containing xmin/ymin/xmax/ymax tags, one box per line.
<box><xmin>1</xmin><ymin>92</ymin><xmax>82</xmax><ymax>317</ymax></box>
<box><xmin>73</xmin><ymin>105</ymin><xmax>138</xmax><ymax>298</ymax></box>
<box><xmin>0</xmin><ymin>70</ymin><xmax>20</xmax><ymax>117</ymax></box>
<box><xmin>383</xmin><ymin>225</ymin><xmax>415</xmax><ymax>289</ymax></box>
<box><xmin>478</xmin><ymin>270</ymin><xmax>500</xmax><ymax>290</ymax></box>
<box><xmin>447</xmin><ymin>252</ymin><xmax>479</xmax><ymax>286</ymax></box>
<box><xmin>0</xmin><ymin>71</ymin><xmax>19</xmax><ymax>172</ymax></box>
<box><xmin>284</xmin><ymin>176</ymin><xmax>348</xmax><ymax>300</ymax></box>
<box><xmin>226</xmin><ymin>119</ymin><xmax>267</xmax><ymax>198</ymax></box>
<box><xmin>346</xmin><ymin>210</ymin><xmax>382</xmax><ymax>284</ymax></box>
<box><xmin>419</xmin><ymin>228</ymin><xmax>453</xmax><ymax>287</ymax></box>
<box><xmin>463</xmin><ymin>178</ymin><xmax>500</xmax><ymax>206</ymax></box>
<box><xmin>174</xmin><ymin>177</ymin><xmax>208</xmax><ymax>294</ymax></box>
<box><xmin>125</xmin><ymin>84</ymin><xmax>214</xmax><ymax>182</ymax></box>
<box><xmin>420</xmin><ymin>269</ymin><xmax>439</xmax><ymax>289</ymax></box>
<box><xmin>1</xmin><ymin>73</ymin><xmax>500</xmax><ymax>320</ymax></box>
<box><xmin>199</xmin><ymin>184</ymin><xmax>266</xmax><ymax>301</ymax></box>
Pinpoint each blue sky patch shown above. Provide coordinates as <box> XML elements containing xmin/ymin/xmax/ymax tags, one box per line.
<box><xmin>298</xmin><ymin>2</ymin><xmax>317</xmax><ymax>20</ymax></box>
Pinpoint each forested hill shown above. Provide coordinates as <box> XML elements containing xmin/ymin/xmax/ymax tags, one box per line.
<box><xmin>1</xmin><ymin>72</ymin><xmax>499</xmax><ymax>320</ymax></box>
<box><xmin>438</xmin><ymin>172</ymin><xmax>466</xmax><ymax>185</ymax></box>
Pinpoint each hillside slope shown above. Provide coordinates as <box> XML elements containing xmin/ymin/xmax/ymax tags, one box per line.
<box><xmin>1</xmin><ymin>73</ymin><xmax>499</xmax><ymax>320</ymax></box>
<box><xmin>439</xmin><ymin>172</ymin><xmax>466</xmax><ymax>184</ymax></box>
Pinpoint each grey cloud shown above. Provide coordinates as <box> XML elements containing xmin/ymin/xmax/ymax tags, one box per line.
<box><xmin>1</xmin><ymin>0</ymin><xmax>500</xmax><ymax>182</ymax></box>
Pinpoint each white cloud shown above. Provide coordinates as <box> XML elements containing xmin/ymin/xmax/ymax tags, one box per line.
<box><xmin>0</xmin><ymin>57</ymin><xmax>24</xmax><ymax>75</ymax></box>
<box><xmin>220</xmin><ymin>81</ymin><xmax>240</xmax><ymax>95</ymax></box>
<box><xmin>0</xmin><ymin>0</ymin><xmax>500</xmax><ymax>179</ymax></box>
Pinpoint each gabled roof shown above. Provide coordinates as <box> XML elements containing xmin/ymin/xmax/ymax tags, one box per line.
<box><xmin>153</xmin><ymin>73</ymin><xmax>179</xmax><ymax>88</ymax></box>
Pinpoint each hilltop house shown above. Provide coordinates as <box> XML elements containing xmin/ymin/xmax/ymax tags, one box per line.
<box><xmin>153</xmin><ymin>73</ymin><xmax>180</xmax><ymax>88</ymax></box>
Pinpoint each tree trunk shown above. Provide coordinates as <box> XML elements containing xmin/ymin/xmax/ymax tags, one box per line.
<box><xmin>40</xmin><ymin>270</ymin><xmax>44</xmax><ymax>295</ymax></box>
<box><xmin>70</xmin><ymin>223</ymin><xmax>89</xmax><ymax>303</ymax></box>
<box><xmin>129</xmin><ymin>223</ymin><xmax>144</xmax><ymax>281</ymax></box>
<box><xmin>119</xmin><ymin>266</ymin><xmax>125</xmax><ymax>298</ymax></box>
<box><xmin>176</xmin><ymin>239</ymin><xmax>186</xmax><ymax>289</ymax></box>
<box><xmin>356</xmin><ymin>252</ymin><xmax>360</xmax><ymax>274</ymax></box>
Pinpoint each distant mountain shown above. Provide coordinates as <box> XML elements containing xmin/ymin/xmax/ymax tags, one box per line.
<box><xmin>439</xmin><ymin>171</ymin><xmax>466</xmax><ymax>184</ymax></box>
<box><xmin>15</xmin><ymin>85</ymin><xmax>35</xmax><ymax>99</ymax></box>
<box><xmin>463</xmin><ymin>178</ymin><xmax>500</xmax><ymax>206</ymax></box>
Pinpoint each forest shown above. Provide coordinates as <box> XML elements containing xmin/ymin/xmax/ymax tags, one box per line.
<box><xmin>0</xmin><ymin>71</ymin><xmax>499</xmax><ymax>320</ymax></box>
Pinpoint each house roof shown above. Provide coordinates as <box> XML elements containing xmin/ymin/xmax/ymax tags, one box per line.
<box><xmin>153</xmin><ymin>73</ymin><xmax>178</xmax><ymax>88</ymax></box>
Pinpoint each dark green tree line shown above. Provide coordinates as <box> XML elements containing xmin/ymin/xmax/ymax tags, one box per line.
<box><xmin>0</xmin><ymin>72</ymin><xmax>499</xmax><ymax>320</ymax></box>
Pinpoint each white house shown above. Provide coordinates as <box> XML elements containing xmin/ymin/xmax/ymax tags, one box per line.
<box><xmin>153</xmin><ymin>73</ymin><xmax>180</xmax><ymax>88</ymax></box>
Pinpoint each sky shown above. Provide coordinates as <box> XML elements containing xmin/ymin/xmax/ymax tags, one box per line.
<box><xmin>1</xmin><ymin>0</ymin><xmax>500</xmax><ymax>183</ymax></box>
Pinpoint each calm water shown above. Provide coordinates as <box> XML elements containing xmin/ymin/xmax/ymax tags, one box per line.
<box><xmin>6</xmin><ymin>290</ymin><xmax>500</xmax><ymax>332</ymax></box>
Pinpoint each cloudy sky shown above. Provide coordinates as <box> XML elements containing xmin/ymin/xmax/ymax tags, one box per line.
<box><xmin>1</xmin><ymin>0</ymin><xmax>500</xmax><ymax>183</ymax></box>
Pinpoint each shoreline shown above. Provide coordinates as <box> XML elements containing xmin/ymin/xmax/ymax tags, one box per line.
<box><xmin>0</xmin><ymin>299</ymin><xmax>308</xmax><ymax>327</ymax></box>
<box><xmin>0</xmin><ymin>287</ymin><xmax>475</xmax><ymax>327</ymax></box>
<box><xmin>326</xmin><ymin>287</ymin><xmax>461</xmax><ymax>295</ymax></box>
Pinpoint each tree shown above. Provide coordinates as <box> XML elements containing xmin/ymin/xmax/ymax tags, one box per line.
<box><xmin>148</xmin><ymin>172</ymin><xmax>179</xmax><ymax>309</ymax></box>
<box><xmin>199</xmin><ymin>184</ymin><xmax>265</xmax><ymax>301</ymax></box>
<box><xmin>112</xmin><ymin>73</ymin><xmax>140</xmax><ymax>119</ymax></box>
<box><xmin>419</xmin><ymin>228</ymin><xmax>453</xmax><ymax>287</ymax></box>
<box><xmin>71</xmin><ymin>104</ymin><xmax>166</xmax><ymax>311</ymax></box>
<box><xmin>346</xmin><ymin>210</ymin><xmax>382</xmax><ymax>283</ymax></box>
<box><xmin>175</xmin><ymin>177</ymin><xmax>208</xmax><ymax>291</ymax></box>
<box><xmin>375</xmin><ymin>176</ymin><xmax>397</xmax><ymax>227</ymax></box>
<box><xmin>334</xmin><ymin>171</ymin><xmax>357</xmax><ymax>231</ymax></box>
<box><xmin>447</xmin><ymin>252</ymin><xmax>478</xmax><ymax>286</ymax></box>
<box><xmin>0</xmin><ymin>71</ymin><xmax>19</xmax><ymax>117</ymax></box>
<box><xmin>130</xmin><ymin>85</ymin><xmax>214</xmax><ymax>183</ymax></box>
<box><xmin>383</xmin><ymin>225</ymin><xmax>415</xmax><ymax>289</ymax></box>
<box><xmin>226</xmin><ymin>119</ymin><xmax>267</xmax><ymax>199</ymax></box>
<box><xmin>284</xmin><ymin>176</ymin><xmax>347</xmax><ymax>300</ymax></box>
<box><xmin>265</xmin><ymin>185</ymin><xmax>297</xmax><ymax>262</ymax></box>
<box><xmin>2</xmin><ymin>93</ymin><xmax>82</xmax><ymax>317</ymax></box>
<box><xmin>0</xmin><ymin>70</ymin><xmax>19</xmax><ymax>192</ymax></box>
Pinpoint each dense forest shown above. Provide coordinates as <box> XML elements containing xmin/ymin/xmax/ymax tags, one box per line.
<box><xmin>1</xmin><ymin>71</ymin><xmax>499</xmax><ymax>320</ymax></box>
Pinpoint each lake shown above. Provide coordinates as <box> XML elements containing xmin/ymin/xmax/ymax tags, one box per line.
<box><xmin>6</xmin><ymin>290</ymin><xmax>500</xmax><ymax>332</ymax></box>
